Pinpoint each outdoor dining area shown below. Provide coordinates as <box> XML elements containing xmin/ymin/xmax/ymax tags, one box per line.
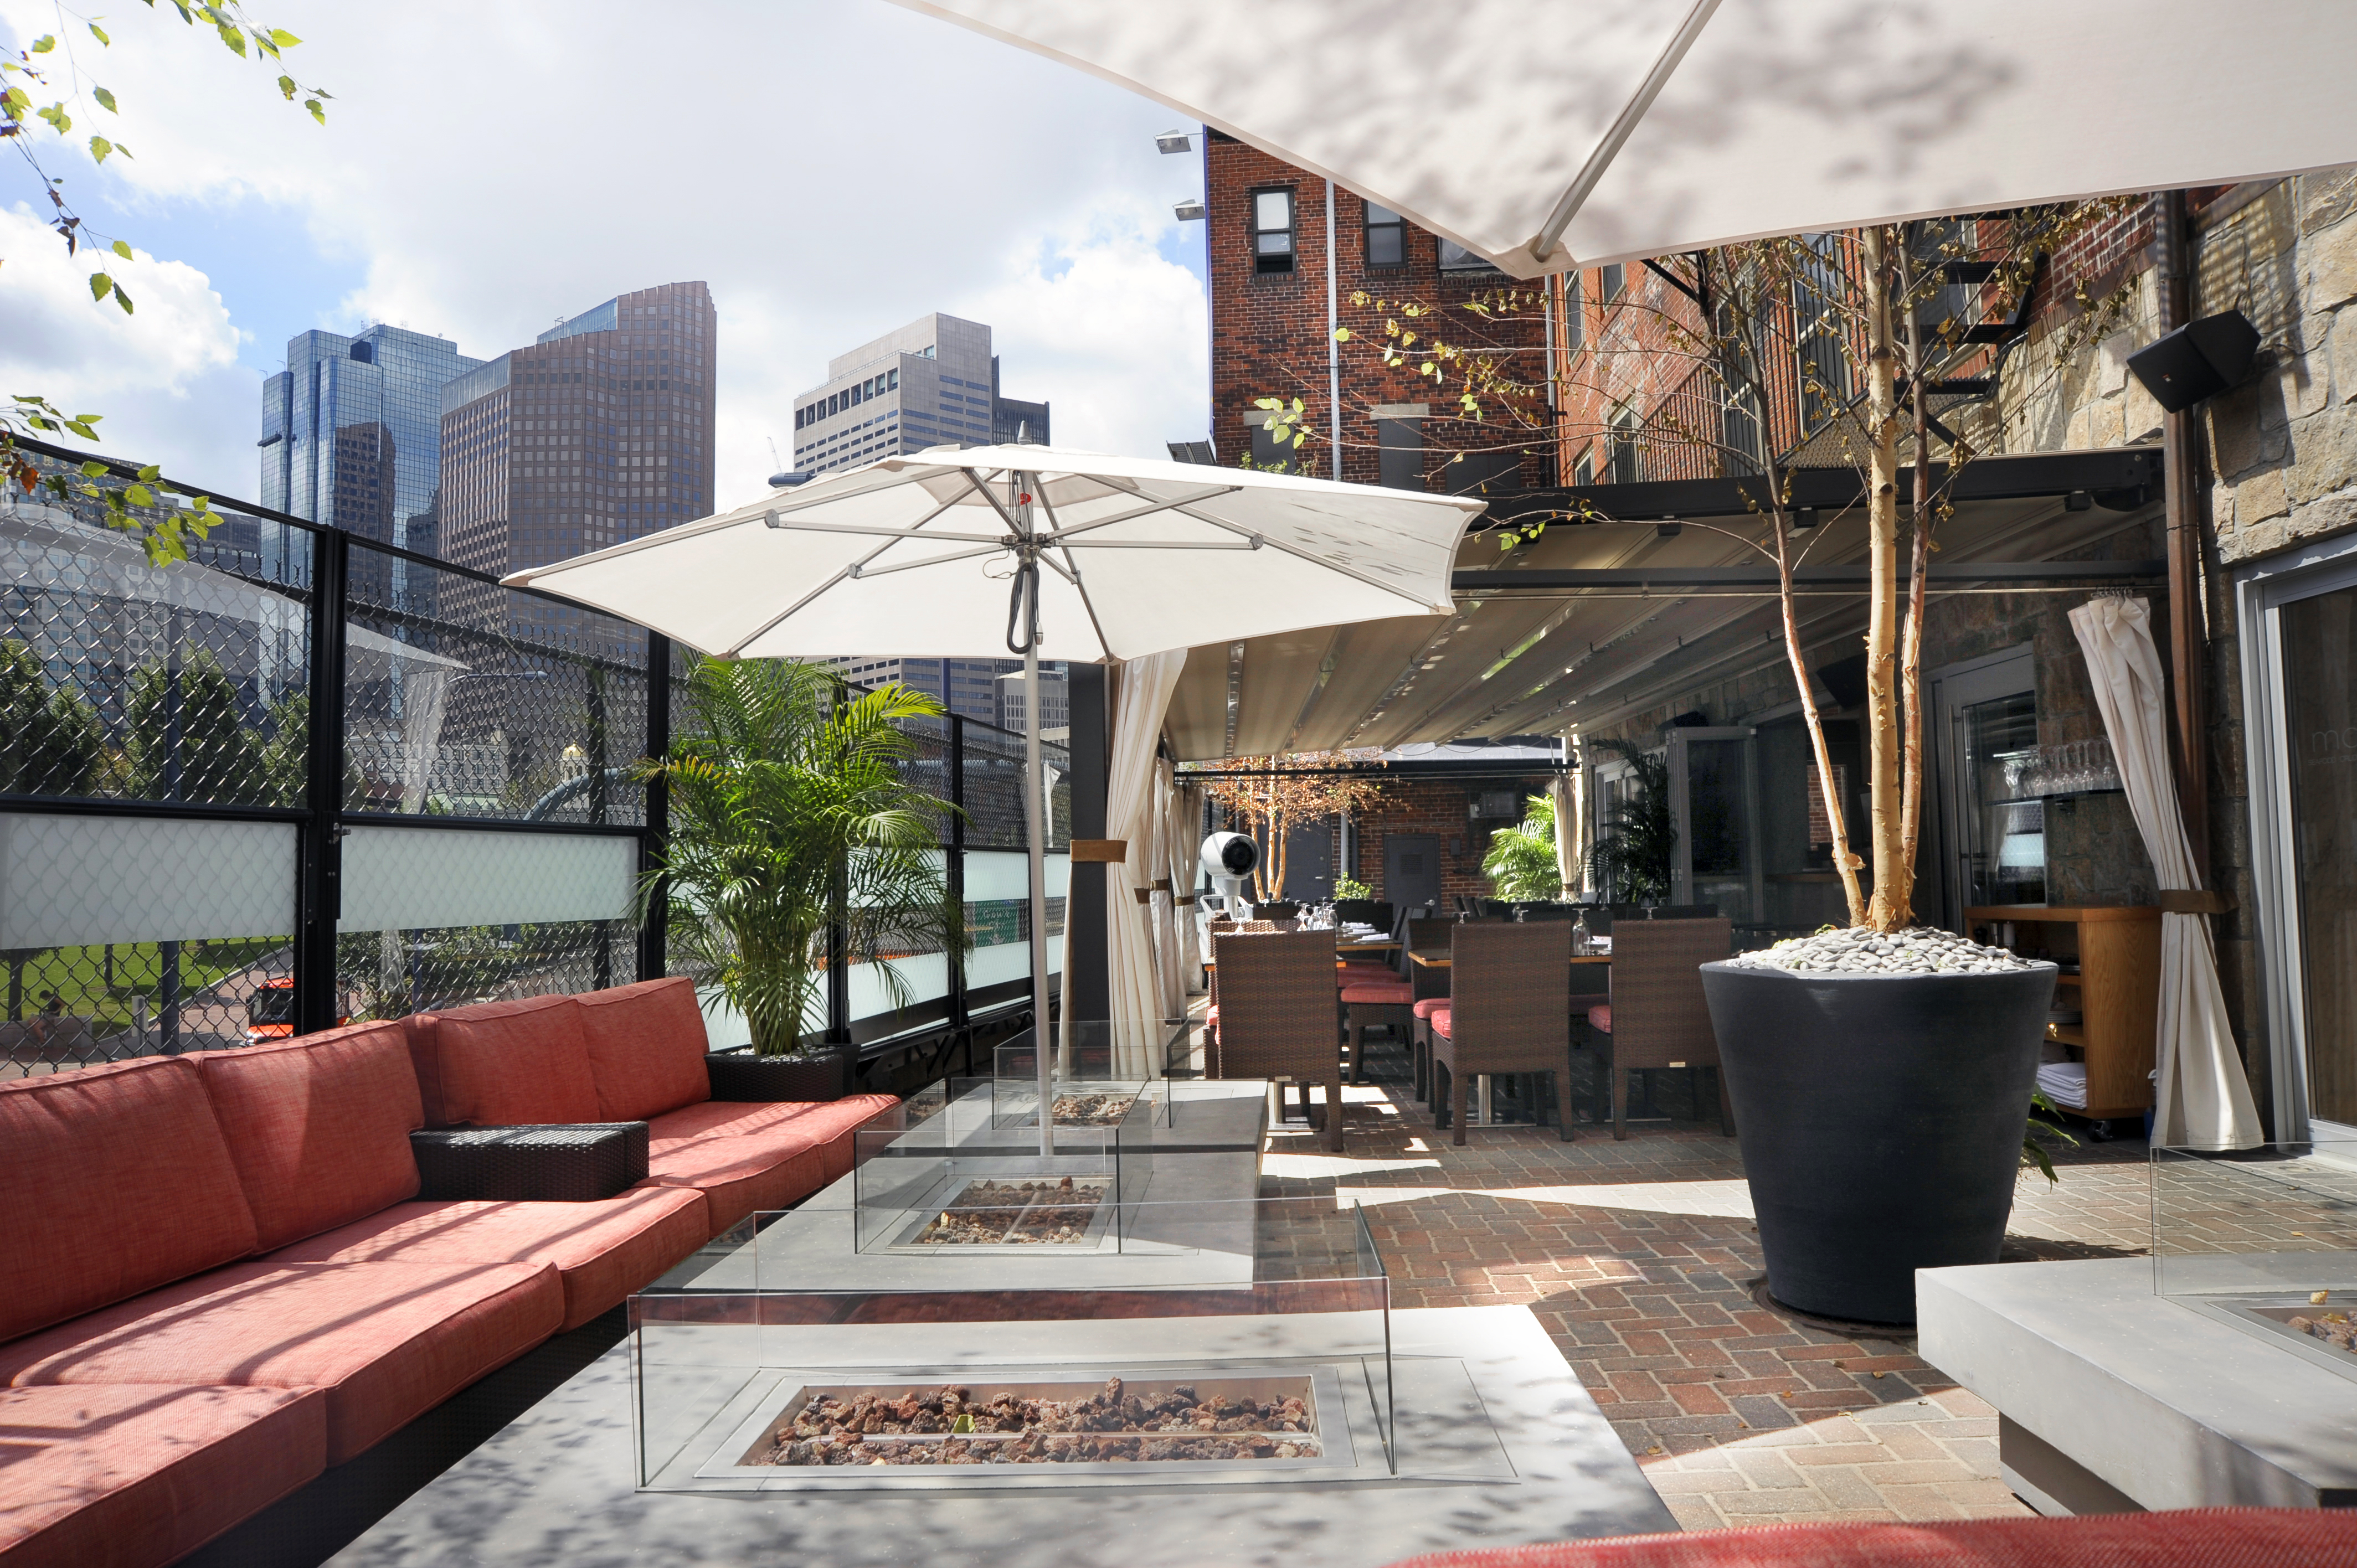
<box><xmin>1198</xmin><ymin>902</ymin><xmax>1731</xmax><ymax>1149</ymax></box>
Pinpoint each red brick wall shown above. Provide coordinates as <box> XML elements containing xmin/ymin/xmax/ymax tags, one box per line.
<box><xmin>1207</xmin><ymin>133</ymin><xmax>1552</xmax><ymax>491</ymax></box>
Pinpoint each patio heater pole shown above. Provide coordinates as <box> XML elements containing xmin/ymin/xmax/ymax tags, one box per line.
<box><xmin>1015</xmin><ymin>474</ymin><xmax>1056</xmax><ymax>1159</ymax></box>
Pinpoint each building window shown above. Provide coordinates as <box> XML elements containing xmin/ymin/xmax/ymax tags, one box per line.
<box><xmin>1794</xmin><ymin>234</ymin><xmax>1853</xmax><ymax>431</ymax></box>
<box><xmin>1599</xmin><ymin>262</ymin><xmax>1625</xmax><ymax>301</ymax></box>
<box><xmin>1563</xmin><ymin>275</ymin><xmax>1584</xmax><ymax>353</ymax></box>
<box><xmin>1573</xmin><ymin>451</ymin><xmax>1594</xmax><ymax>487</ymax></box>
<box><xmin>1375</xmin><ymin>415</ymin><xmax>1423</xmax><ymax>491</ymax></box>
<box><xmin>1438</xmin><ymin>238</ymin><xmax>1497</xmax><ymax>274</ymax></box>
<box><xmin>1247</xmin><ymin>414</ymin><xmax>1298</xmax><ymax>472</ymax></box>
<box><xmin>1252</xmin><ymin>188</ymin><xmax>1296</xmax><ymax>275</ymax></box>
<box><xmin>1608</xmin><ymin>403</ymin><xmax>1640</xmax><ymax>484</ymax></box>
<box><xmin>1365</xmin><ymin>203</ymin><xmax>1406</xmax><ymax>269</ymax></box>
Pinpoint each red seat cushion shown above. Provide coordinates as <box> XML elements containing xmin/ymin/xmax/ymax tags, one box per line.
<box><xmin>0</xmin><ymin>1261</ymin><xmax>563</xmax><ymax>1464</ymax></box>
<box><xmin>1335</xmin><ymin>964</ymin><xmax>1394</xmax><ymax>986</ymax></box>
<box><xmin>1587</xmin><ymin>1003</ymin><xmax>1613</xmax><ymax>1034</ymax></box>
<box><xmin>409</xmin><ymin>994</ymin><xmax>597</xmax><ymax>1128</ymax></box>
<box><xmin>1429</xmin><ymin>1008</ymin><xmax>1452</xmax><ymax>1039</ymax></box>
<box><xmin>269</xmin><ymin>1187</ymin><xmax>709</xmax><ymax>1332</ymax></box>
<box><xmin>0</xmin><ymin>1058</ymin><xmax>259</xmax><ymax>1345</ymax></box>
<box><xmin>193</xmin><ymin>1020</ymin><xmax>424</xmax><ymax>1251</ymax></box>
<box><xmin>1204</xmin><ymin>1005</ymin><xmax>1219</xmax><ymax>1025</ymax></box>
<box><xmin>1341</xmin><ymin>983</ymin><xmax>1414</xmax><ymax>1005</ymax></box>
<box><xmin>0</xmin><ymin>1384</ymin><xmax>327</xmax><ymax>1568</ymax></box>
<box><xmin>577</xmin><ymin>977</ymin><xmax>712</xmax><ymax>1122</ymax></box>
<box><xmin>644</xmin><ymin>1095</ymin><xmax>896</xmax><ymax>1231</ymax></box>
<box><xmin>1413</xmin><ymin>997</ymin><xmax>1451</xmax><ymax>1019</ymax></box>
<box><xmin>1378</xmin><ymin>1507</ymin><xmax>2357</xmax><ymax>1568</ymax></box>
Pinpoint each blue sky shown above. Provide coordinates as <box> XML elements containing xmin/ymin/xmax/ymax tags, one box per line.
<box><xmin>1</xmin><ymin>0</ymin><xmax>1212</xmax><ymax>506</ymax></box>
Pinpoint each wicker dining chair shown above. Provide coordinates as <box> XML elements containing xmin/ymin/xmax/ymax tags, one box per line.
<box><xmin>1398</xmin><ymin>915</ymin><xmax>1456</xmax><ymax>1102</ymax></box>
<box><xmin>1585</xmin><ymin>917</ymin><xmax>1735</xmax><ymax>1140</ymax></box>
<box><xmin>1211</xmin><ymin>927</ymin><xmax>1346</xmax><ymax>1151</ymax></box>
<box><xmin>1201</xmin><ymin>919</ymin><xmax>1280</xmax><ymax>1065</ymax></box>
<box><xmin>1428</xmin><ymin>921</ymin><xmax>1574</xmax><ymax>1146</ymax></box>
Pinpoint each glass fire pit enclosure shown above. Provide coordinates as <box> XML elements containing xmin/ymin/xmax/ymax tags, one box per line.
<box><xmin>2153</xmin><ymin>1141</ymin><xmax>2357</xmax><ymax>1383</ymax></box>
<box><xmin>631</xmin><ymin>1196</ymin><xmax>1404</xmax><ymax>1490</ymax></box>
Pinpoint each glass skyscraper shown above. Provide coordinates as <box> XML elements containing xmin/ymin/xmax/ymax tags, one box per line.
<box><xmin>259</xmin><ymin>327</ymin><xmax>485</xmax><ymax>594</ymax></box>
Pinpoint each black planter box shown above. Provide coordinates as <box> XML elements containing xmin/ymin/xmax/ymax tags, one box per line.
<box><xmin>705</xmin><ymin>1047</ymin><xmax>855</xmax><ymax>1103</ymax></box>
<box><xmin>1700</xmin><ymin>960</ymin><xmax>2054</xmax><ymax>1324</ymax></box>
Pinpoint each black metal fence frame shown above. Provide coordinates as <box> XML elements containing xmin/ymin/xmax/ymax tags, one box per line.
<box><xmin>2</xmin><ymin>434</ymin><xmax>1054</xmax><ymax>1062</ymax></box>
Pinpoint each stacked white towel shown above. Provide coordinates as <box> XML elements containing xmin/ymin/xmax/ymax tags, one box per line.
<box><xmin>2035</xmin><ymin>1060</ymin><xmax>2088</xmax><ymax>1110</ymax></box>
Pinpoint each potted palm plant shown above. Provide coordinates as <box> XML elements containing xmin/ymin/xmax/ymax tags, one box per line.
<box><xmin>644</xmin><ymin>658</ymin><xmax>964</xmax><ymax>1101</ymax></box>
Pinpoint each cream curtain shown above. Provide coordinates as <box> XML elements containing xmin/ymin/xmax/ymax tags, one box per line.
<box><xmin>1104</xmin><ymin>651</ymin><xmax>1187</xmax><ymax>1075</ymax></box>
<box><xmin>1175</xmin><ymin>780</ymin><xmax>1207</xmax><ymax>992</ymax></box>
<box><xmin>1151</xmin><ymin>759</ymin><xmax>1185</xmax><ymax>1022</ymax></box>
<box><xmin>2068</xmin><ymin>597</ymin><xmax>2263</xmax><ymax>1150</ymax></box>
<box><xmin>1551</xmin><ymin>770</ymin><xmax>1577</xmax><ymax>899</ymax></box>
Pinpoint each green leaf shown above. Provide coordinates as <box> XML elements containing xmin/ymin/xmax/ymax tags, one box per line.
<box><xmin>267</xmin><ymin>28</ymin><xmax>301</xmax><ymax>47</ymax></box>
<box><xmin>137</xmin><ymin>464</ymin><xmax>161</xmax><ymax>481</ymax></box>
<box><xmin>89</xmin><ymin>272</ymin><xmax>113</xmax><ymax>303</ymax></box>
<box><xmin>30</xmin><ymin>34</ymin><xmax>55</xmax><ymax>53</ymax></box>
<box><xmin>89</xmin><ymin>22</ymin><xmax>110</xmax><ymax>44</ymax></box>
<box><xmin>90</xmin><ymin>135</ymin><xmax>114</xmax><ymax>164</ymax></box>
<box><xmin>38</xmin><ymin>102</ymin><xmax>71</xmax><ymax>135</ymax></box>
<box><xmin>125</xmin><ymin>483</ymin><xmax>155</xmax><ymax>507</ymax></box>
<box><xmin>80</xmin><ymin>461</ymin><xmax>109</xmax><ymax>477</ymax></box>
<box><xmin>217</xmin><ymin>22</ymin><xmax>246</xmax><ymax>56</ymax></box>
<box><xmin>305</xmin><ymin>97</ymin><xmax>323</xmax><ymax>125</ymax></box>
<box><xmin>112</xmin><ymin>283</ymin><xmax>133</xmax><ymax>315</ymax></box>
<box><xmin>94</xmin><ymin>85</ymin><xmax>117</xmax><ymax>112</ymax></box>
<box><xmin>110</xmin><ymin>239</ymin><xmax>131</xmax><ymax>260</ymax></box>
<box><xmin>1332</xmin><ymin>327</ymin><xmax>1351</xmax><ymax>342</ymax></box>
<box><xmin>1252</xmin><ymin>396</ymin><xmax>1280</xmax><ymax>410</ymax></box>
<box><xmin>277</xmin><ymin>73</ymin><xmax>295</xmax><ymax>100</ymax></box>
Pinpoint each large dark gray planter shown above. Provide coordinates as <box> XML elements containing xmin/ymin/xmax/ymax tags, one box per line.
<box><xmin>1700</xmin><ymin>960</ymin><xmax>2055</xmax><ymax>1324</ymax></box>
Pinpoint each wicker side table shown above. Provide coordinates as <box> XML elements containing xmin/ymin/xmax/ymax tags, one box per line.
<box><xmin>411</xmin><ymin>1122</ymin><xmax>650</xmax><ymax>1203</ymax></box>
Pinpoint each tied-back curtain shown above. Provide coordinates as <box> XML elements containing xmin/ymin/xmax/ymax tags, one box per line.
<box><xmin>1152</xmin><ymin>758</ymin><xmax>1185</xmax><ymax>1021</ymax></box>
<box><xmin>1174</xmin><ymin>779</ymin><xmax>1206</xmax><ymax>992</ymax></box>
<box><xmin>1551</xmin><ymin>769</ymin><xmax>1577</xmax><ymax>899</ymax></box>
<box><xmin>1104</xmin><ymin>651</ymin><xmax>1186</xmax><ymax>1076</ymax></box>
<box><xmin>2068</xmin><ymin>597</ymin><xmax>2263</xmax><ymax>1150</ymax></box>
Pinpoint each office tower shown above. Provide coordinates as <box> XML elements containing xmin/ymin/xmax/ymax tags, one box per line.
<box><xmin>828</xmin><ymin>656</ymin><xmax>1024</xmax><ymax>726</ymax></box>
<box><xmin>790</xmin><ymin>312</ymin><xmax>1049</xmax><ymax>476</ymax></box>
<box><xmin>435</xmin><ymin>281</ymin><xmax>716</xmax><ymax>647</ymax></box>
<box><xmin>997</xmin><ymin>667</ymin><xmax>1070</xmax><ymax>736</ymax></box>
<box><xmin>259</xmin><ymin>326</ymin><xmax>484</xmax><ymax>596</ymax></box>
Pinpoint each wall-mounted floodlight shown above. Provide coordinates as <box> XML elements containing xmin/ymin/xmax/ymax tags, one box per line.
<box><xmin>1174</xmin><ymin>198</ymin><xmax>1207</xmax><ymax>222</ymax></box>
<box><xmin>1156</xmin><ymin>129</ymin><xmax>1193</xmax><ymax>154</ymax></box>
<box><xmin>2127</xmin><ymin>309</ymin><xmax>2261</xmax><ymax>413</ymax></box>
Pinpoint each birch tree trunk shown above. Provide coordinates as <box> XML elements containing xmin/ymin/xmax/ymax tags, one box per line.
<box><xmin>1860</xmin><ymin>225</ymin><xmax>1907</xmax><ymax>932</ymax></box>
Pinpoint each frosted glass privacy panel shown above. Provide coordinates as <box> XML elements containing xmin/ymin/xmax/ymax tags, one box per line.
<box><xmin>341</xmin><ymin>826</ymin><xmax>636</xmax><ymax>931</ymax></box>
<box><xmin>0</xmin><ymin>813</ymin><xmax>296</xmax><ymax>948</ymax></box>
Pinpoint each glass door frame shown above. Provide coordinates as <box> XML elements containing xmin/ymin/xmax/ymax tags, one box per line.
<box><xmin>1665</xmin><ymin>726</ymin><xmax>1763</xmax><ymax>920</ymax></box>
<box><xmin>2238</xmin><ymin>533</ymin><xmax>2357</xmax><ymax>1141</ymax></box>
<box><xmin>1927</xmin><ymin>643</ymin><xmax>2038</xmax><ymax>935</ymax></box>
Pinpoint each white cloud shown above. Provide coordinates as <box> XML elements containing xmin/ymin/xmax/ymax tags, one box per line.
<box><xmin>0</xmin><ymin>0</ymin><xmax>1212</xmax><ymax>513</ymax></box>
<box><xmin>0</xmin><ymin>205</ymin><xmax>258</xmax><ymax>496</ymax></box>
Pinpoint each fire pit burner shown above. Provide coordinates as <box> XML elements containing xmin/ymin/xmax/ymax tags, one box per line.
<box><xmin>745</xmin><ymin>1375</ymin><xmax>1321</xmax><ymax>1468</ymax></box>
<box><xmin>1048</xmin><ymin>1092</ymin><xmax>1135</xmax><ymax>1127</ymax></box>
<box><xmin>912</xmin><ymin>1177</ymin><xmax>1109</xmax><ymax>1246</ymax></box>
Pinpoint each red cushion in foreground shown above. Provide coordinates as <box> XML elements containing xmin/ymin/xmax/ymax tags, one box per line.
<box><xmin>1414</xmin><ymin>997</ymin><xmax>1451</xmax><ymax>1019</ymax></box>
<box><xmin>1341</xmin><ymin>983</ymin><xmax>1414</xmax><ymax>1005</ymax></box>
<box><xmin>1429</xmin><ymin>1008</ymin><xmax>1452</xmax><ymax>1039</ymax></box>
<box><xmin>0</xmin><ymin>1384</ymin><xmax>327</xmax><ymax>1568</ymax></box>
<box><xmin>1587</xmin><ymin>1004</ymin><xmax>1613</xmax><ymax>1034</ymax></box>
<box><xmin>1380</xmin><ymin>1508</ymin><xmax>2357</xmax><ymax>1568</ymax></box>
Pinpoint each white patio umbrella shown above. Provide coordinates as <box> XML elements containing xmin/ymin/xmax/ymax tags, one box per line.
<box><xmin>892</xmin><ymin>0</ymin><xmax>2357</xmax><ymax>276</ymax></box>
<box><xmin>505</xmin><ymin>443</ymin><xmax>1480</xmax><ymax>1154</ymax></box>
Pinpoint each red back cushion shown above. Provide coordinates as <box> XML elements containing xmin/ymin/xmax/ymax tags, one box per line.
<box><xmin>195</xmin><ymin>1021</ymin><xmax>425</xmax><ymax>1251</ymax></box>
<box><xmin>577</xmin><ymin>977</ymin><xmax>712</xmax><ymax>1121</ymax></box>
<box><xmin>0</xmin><ymin>1057</ymin><xmax>260</xmax><ymax>1343</ymax></box>
<box><xmin>413</xmin><ymin>994</ymin><xmax>598</xmax><ymax>1127</ymax></box>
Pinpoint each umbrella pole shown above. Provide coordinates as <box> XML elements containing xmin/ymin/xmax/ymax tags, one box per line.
<box><xmin>1022</xmin><ymin>565</ymin><xmax>1057</xmax><ymax>1160</ymax></box>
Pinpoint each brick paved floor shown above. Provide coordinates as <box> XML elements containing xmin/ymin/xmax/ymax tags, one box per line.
<box><xmin>1253</xmin><ymin>1039</ymin><xmax>2152</xmax><ymax>1529</ymax></box>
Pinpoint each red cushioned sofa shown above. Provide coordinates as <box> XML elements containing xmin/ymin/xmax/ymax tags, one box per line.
<box><xmin>0</xmin><ymin>976</ymin><xmax>893</xmax><ymax>1567</ymax></box>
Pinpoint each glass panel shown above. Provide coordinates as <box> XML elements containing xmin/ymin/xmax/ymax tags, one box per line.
<box><xmin>1959</xmin><ymin>692</ymin><xmax>2043</xmax><ymax>907</ymax></box>
<box><xmin>0</xmin><ymin>813</ymin><xmax>296</xmax><ymax>1066</ymax></box>
<box><xmin>1681</xmin><ymin>737</ymin><xmax>1754</xmax><ymax>925</ymax></box>
<box><xmin>1257</xmin><ymin>234</ymin><xmax>1294</xmax><ymax>256</ymax></box>
<box><xmin>1254</xmin><ymin>191</ymin><xmax>1290</xmax><ymax>230</ymax></box>
<box><xmin>334</xmin><ymin>917</ymin><xmax>631</xmax><ymax>1022</ymax></box>
<box><xmin>341</xmin><ymin>825</ymin><xmax>636</xmax><ymax>930</ymax></box>
<box><xmin>1367</xmin><ymin>226</ymin><xmax>1403</xmax><ymax>267</ymax></box>
<box><xmin>2152</xmin><ymin>1143</ymin><xmax>2357</xmax><ymax>1384</ymax></box>
<box><xmin>2281</xmin><ymin>585</ymin><xmax>2357</xmax><ymax>1126</ymax></box>
<box><xmin>344</xmin><ymin>540</ymin><xmax>647</xmax><ymax>824</ymax></box>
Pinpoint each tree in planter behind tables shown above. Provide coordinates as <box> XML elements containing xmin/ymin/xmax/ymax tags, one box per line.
<box><xmin>642</xmin><ymin>658</ymin><xmax>965</xmax><ymax>1058</ymax></box>
<box><xmin>1480</xmin><ymin>789</ymin><xmax>1565</xmax><ymax>902</ymax></box>
<box><xmin>1193</xmin><ymin>753</ymin><xmax>1386</xmax><ymax>903</ymax></box>
<box><xmin>1261</xmin><ymin>205</ymin><xmax>2136</xmax><ymax>930</ymax></box>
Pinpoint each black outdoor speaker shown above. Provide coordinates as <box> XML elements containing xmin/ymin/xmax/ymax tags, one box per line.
<box><xmin>2127</xmin><ymin>310</ymin><xmax>2261</xmax><ymax>413</ymax></box>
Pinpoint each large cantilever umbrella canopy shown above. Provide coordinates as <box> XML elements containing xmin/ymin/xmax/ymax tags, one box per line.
<box><xmin>893</xmin><ymin>0</ymin><xmax>2357</xmax><ymax>276</ymax></box>
<box><xmin>506</xmin><ymin>443</ymin><xmax>1480</xmax><ymax>1153</ymax></box>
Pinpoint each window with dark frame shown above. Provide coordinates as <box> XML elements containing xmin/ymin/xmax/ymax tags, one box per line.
<box><xmin>1364</xmin><ymin>202</ymin><xmax>1406</xmax><ymax>269</ymax></box>
<box><xmin>1565</xmin><ymin>275</ymin><xmax>1584</xmax><ymax>353</ymax></box>
<box><xmin>1600</xmin><ymin>262</ymin><xmax>1627</xmax><ymax>301</ymax></box>
<box><xmin>1608</xmin><ymin>403</ymin><xmax>1640</xmax><ymax>485</ymax></box>
<box><xmin>1437</xmin><ymin>237</ymin><xmax>1495</xmax><ymax>274</ymax></box>
<box><xmin>1252</xmin><ymin>188</ymin><xmax>1296</xmax><ymax>275</ymax></box>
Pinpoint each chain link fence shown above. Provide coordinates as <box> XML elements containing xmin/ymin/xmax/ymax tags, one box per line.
<box><xmin>2</xmin><ymin>440</ymin><xmax>1070</xmax><ymax>1074</ymax></box>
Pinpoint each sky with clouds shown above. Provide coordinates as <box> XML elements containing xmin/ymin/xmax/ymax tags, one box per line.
<box><xmin>0</xmin><ymin>0</ymin><xmax>1210</xmax><ymax>510</ymax></box>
